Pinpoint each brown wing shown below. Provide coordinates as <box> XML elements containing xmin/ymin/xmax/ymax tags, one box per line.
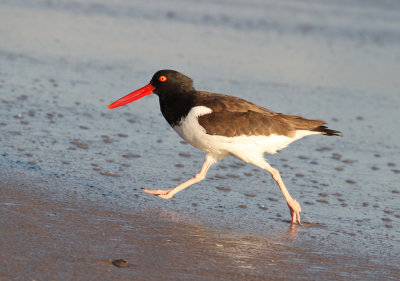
<box><xmin>195</xmin><ymin>92</ymin><xmax>327</xmax><ymax>137</ymax></box>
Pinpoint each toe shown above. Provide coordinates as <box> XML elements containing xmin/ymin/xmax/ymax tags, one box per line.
<box><xmin>157</xmin><ymin>193</ymin><xmax>173</xmax><ymax>199</ymax></box>
<box><xmin>142</xmin><ymin>189</ymin><xmax>169</xmax><ymax>195</ymax></box>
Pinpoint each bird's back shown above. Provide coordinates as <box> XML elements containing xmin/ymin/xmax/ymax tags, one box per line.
<box><xmin>194</xmin><ymin>91</ymin><xmax>338</xmax><ymax>138</ymax></box>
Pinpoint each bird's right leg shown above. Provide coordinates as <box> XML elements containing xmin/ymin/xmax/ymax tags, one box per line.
<box><xmin>142</xmin><ymin>154</ymin><xmax>214</xmax><ymax>199</ymax></box>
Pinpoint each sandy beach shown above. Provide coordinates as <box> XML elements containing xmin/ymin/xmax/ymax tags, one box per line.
<box><xmin>1</xmin><ymin>0</ymin><xmax>399</xmax><ymax>280</ymax></box>
<box><xmin>1</xmin><ymin>167</ymin><xmax>398</xmax><ymax>280</ymax></box>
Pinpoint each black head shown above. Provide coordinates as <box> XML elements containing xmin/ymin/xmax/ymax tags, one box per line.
<box><xmin>107</xmin><ymin>69</ymin><xmax>195</xmax><ymax>111</ymax></box>
<box><xmin>150</xmin><ymin>70</ymin><xmax>195</xmax><ymax>96</ymax></box>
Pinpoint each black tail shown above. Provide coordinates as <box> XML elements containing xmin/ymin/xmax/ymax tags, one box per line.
<box><xmin>312</xmin><ymin>125</ymin><xmax>341</xmax><ymax>136</ymax></box>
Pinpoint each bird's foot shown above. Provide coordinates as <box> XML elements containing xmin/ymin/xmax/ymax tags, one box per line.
<box><xmin>287</xmin><ymin>198</ymin><xmax>302</xmax><ymax>225</ymax></box>
<box><xmin>141</xmin><ymin>188</ymin><xmax>174</xmax><ymax>199</ymax></box>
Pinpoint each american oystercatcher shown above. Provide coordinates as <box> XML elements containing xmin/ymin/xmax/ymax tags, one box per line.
<box><xmin>108</xmin><ymin>70</ymin><xmax>340</xmax><ymax>224</ymax></box>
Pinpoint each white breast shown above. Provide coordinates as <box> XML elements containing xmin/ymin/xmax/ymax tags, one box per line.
<box><xmin>173</xmin><ymin>106</ymin><xmax>214</xmax><ymax>151</ymax></box>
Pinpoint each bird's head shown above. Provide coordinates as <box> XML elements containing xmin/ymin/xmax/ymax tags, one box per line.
<box><xmin>107</xmin><ymin>69</ymin><xmax>194</xmax><ymax>109</ymax></box>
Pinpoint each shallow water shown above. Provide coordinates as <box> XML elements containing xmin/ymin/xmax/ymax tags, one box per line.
<box><xmin>1</xmin><ymin>0</ymin><xmax>400</xmax><ymax>279</ymax></box>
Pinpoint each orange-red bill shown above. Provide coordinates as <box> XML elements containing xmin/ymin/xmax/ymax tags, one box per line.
<box><xmin>107</xmin><ymin>84</ymin><xmax>155</xmax><ymax>109</ymax></box>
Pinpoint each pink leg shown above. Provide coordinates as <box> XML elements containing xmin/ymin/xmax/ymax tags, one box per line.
<box><xmin>142</xmin><ymin>155</ymin><xmax>214</xmax><ymax>199</ymax></box>
<box><xmin>265</xmin><ymin>164</ymin><xmax>302</xmax><ymax>224</ymax></box>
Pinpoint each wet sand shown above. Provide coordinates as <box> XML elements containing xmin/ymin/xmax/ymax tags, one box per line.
<box><xmin>2</xmin><ymin>167</ymin><xmax>398</xmax><ymax>280</ymax></box>
<box><xmin>1</xmin><ymin>0</ymin><xmax>400</xmax><ymax>280</ymax></box>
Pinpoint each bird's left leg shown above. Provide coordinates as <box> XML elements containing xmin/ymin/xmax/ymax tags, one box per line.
<box><xmin>264</xmin><ymin>163</ymin><xmax>302</xmax><ymax>224</ymax></box>
<box><xmin>142</xmin><ymin>154</ymin><xmax>214</xmax><ymax>199</ymax></box>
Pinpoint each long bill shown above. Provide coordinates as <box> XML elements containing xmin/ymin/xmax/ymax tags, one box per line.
<box><xmin>107</xmin><ymin>84</ymin><xmax>155</xmax><ymax>109</ymax></box>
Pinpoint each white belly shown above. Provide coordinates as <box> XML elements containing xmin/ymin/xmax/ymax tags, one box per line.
<box><xmin>173</xmin><ymin>106</ymin><xmax>318</xmax><ymax>168</ymax></box>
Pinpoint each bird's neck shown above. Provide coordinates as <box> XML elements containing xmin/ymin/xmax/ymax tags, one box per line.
<box><xmin>158</xmin><ymin>90</ymin><xmax>196</xmax><ymax>127</ymax></box>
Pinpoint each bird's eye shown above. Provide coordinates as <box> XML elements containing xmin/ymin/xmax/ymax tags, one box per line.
<box><xmin>159</xmin><ymin>75</ymin><xmax>167</xmax><ymax>82</ymax></box>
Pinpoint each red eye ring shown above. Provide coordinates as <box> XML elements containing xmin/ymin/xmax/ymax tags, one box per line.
<box><xmin>159</xmin><ymin>75</ymin><xmax>167</xmax><ymax>82</ymax></box>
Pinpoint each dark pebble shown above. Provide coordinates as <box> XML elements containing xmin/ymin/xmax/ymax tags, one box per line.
<box><xmin>244</xmin><ymin>193</ymin><xmax>256</xmax><ymax>197</ymax></box>
<box><xmin>70</xmin><ymin>140</ymin><xmax>89</xmax><ymax>149</ymax></box>
<box><xmin>316</xmin><ymin>147</ymin><xmax>332</xmax><ymax>152</ymax></box>
<box><xmin>112</xmin><ymin>259</ymin><xmax>129</xmax><ymax>268</ymax></box>
<box><xmin>100</xmin><ymin>172</ymin><xmax>121</xmax><ymax>177</ymax></box>
<box><xmin>342</xmin><ymin>159</ymin><xmax>357</xmax><ymax>164</ymax></box>
<box><xmin>178</xmin><ymin>152</ymin><xmax>191</xmax><ymax>158</ymax></box>
<box><xmin>238</xmin><ymin>204</ymin><xmax>247</xmax><ymax>208</ymax></box>
<box><xmin>122</xmin><ymin>153</ymin><xmax>141</xmax><ymax>159</ymax></box>
<box><xmin>216</xmin><ymin>186</ymin><xmax>231</xmax><ymax>191</ymax></box>
<box><xmin>346</xmin><ymin>179</ymin><xmax>356</xmax><ymax>184</ymax></box>
<box><xmin>175</xmin><ymin>163</ymin><xmax>184</xmax><ymax>168</ymax></box>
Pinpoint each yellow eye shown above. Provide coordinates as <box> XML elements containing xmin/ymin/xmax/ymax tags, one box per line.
<box><xmin>159</xmin><ymin>75</ymin><xmax>167</xmax><ymax>82</ymax></box>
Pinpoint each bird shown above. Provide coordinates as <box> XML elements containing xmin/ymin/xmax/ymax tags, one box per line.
<box><xmin>108</xmin><ymin>70</ymin><xmax>340</xmax><ymax>224</ymax></box>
